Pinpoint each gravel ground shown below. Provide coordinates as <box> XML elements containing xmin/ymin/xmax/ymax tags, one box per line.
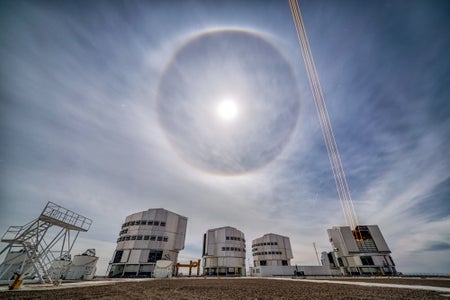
<box><xmin>1</xmin><ymin>278</ymin><xmax>449</xmax><ymax>300</ymax></box>
<box><xmin>315</xmin><ymin>277</ymin><xmax>450</xmax><ymax>288</ymax></box>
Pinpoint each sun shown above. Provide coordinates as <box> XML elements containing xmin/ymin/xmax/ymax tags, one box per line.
<box><xmin>216</xmin><ymin>99</ymin><xmax>238</xmax><ymax>121</ymax></box>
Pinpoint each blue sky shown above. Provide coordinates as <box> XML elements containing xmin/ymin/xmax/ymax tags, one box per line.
<box><xmin>1</xmin><ymin>0</ymin><xmax>449</xmax><ymax>275</ymax></box>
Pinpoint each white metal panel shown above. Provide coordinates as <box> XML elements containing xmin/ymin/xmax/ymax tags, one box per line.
<box><xmin>121</xmin><ymin>250</ymin><xmax>130</xmax><ymax>263</ymax></box>
<box><xmin>154</xmin><ymin>209</ymin><xmax>167</xmax><ymax>223</ymax></box>
<box><xmin>204</xmin><ymin>257</ymin><xmax>218</xmax><ymax>268</ymax></box>
<box><xmin>128</xmin><ymin>250</ymin><xmax>141</xmax><ymax>264</ymax></box>
<box><xmin>165</xmin><ymin>214</ymin><xmax>176</xmax><ymax>234</ymax></box>
<box><xmin>327</xmin><ymin>228</ymin><xmax>343</xmax><ymax>254</ymax></box>
<box><xmin>372</xmin><ymin>255</ymin><xmax>386</xmax><ymax>266</ymax></box>
<box><xmin>124</xmin><ymin>264</ymin><xmax>139</xmax><ymax>273</ymax></box>
<box><xmin>140</xmin><ymin>249</ymin><xmax>150</xmax><ymax>263</ymax></box>
<box><xmin>353</xmin><ymin>256</ymin><xmax>362</xmax><ymax>266</ymax></box>
<box><xmin>368</xmin><ymin>225</ymin><xmax>390</xmax><ymax>252</ymax></box>
<box><xmin>174</xmin><ymin>217</ymin><xmax>187</xmax><ymax>250</ymax></box>
<box><xmin>340</xmin><ymin>227</ymin><xmax>359</xmax><ymax>253</ymax></box>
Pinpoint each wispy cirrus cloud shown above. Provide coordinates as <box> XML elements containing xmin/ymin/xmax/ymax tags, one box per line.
<box><xmin>0</xmin><ymin>1</ymin><xmax>449</xmax><ymax>275</ymax></box>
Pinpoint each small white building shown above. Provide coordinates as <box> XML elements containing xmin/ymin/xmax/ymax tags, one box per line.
<box><xmin>321</xmin><ymin>251</ymin><xmax>337</xmax><ymax>268</ymax></box>
<box><xmin>107</xmin><ymin>208</ymin><xmax>187</xmax><ymax>278</ymax></box>
<box><xmin>202</xmin><ymin>226</ymin><xmax>246</xmax><ymax>276</ymax></box>
<box><xmin>327</xmin><ymin>225</ymin><xmax>397</xmax><ymax>276</ymax></box>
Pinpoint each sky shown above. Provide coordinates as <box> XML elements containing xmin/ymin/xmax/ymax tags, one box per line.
<box><xmin>1</xmin><ymin>0</ymin><xmax>449</xmax><ymax>276</ymax></box>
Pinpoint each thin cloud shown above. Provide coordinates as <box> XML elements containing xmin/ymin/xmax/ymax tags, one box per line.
<box><xmin>0</xmin><ymin>1</ymin><xmax>449</xmax><ymax>275</ymax></box>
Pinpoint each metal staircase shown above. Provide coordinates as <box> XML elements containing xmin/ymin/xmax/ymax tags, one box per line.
<box><xmin>2</xmin><ymin>221</ymin><xmax>52</xmax><ymax>244</ymax></box>
<box><xmin>0</xmin><ymin>201</ymin><xmax>92</xmax><ymax>284</ymax></box>
<box><xmin>356</xmin><ymin>238</ymin><xmax>378</xmax><ymax>253</ymax></box>
<box><xmin>23</xmin><ymin>242</ymin><xmax>52</xmax><ymax>284</ymax></box>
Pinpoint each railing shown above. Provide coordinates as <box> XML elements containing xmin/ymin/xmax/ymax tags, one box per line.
<box><xmin>1</xmin><ymin>225</ymin><xmax>24</xmax><ymax>242</ymax></box>
<box><xmin>39</xmin><ymin>201</ymin><xmax>92</xmax><ymax>231</ymax></box>
<box><xmin>0</xmin><ymin>218</ymin><xmax>42</xmax><ymax>242</ymax></box>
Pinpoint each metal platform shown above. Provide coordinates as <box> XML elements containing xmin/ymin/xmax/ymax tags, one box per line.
<box><xmin>39</xmin><ymin>201</ymin><xmax>92</xmax><ymax>232</ymax></box>
<box><xmin>0</xmin><ymin>201</ymin><xmax>93</xmax><ymax>284</ymax></box>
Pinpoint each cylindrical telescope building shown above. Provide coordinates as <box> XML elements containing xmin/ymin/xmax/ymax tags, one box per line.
<box><xmin>107</xmin><ymin>208</ymin><xmax>187</xmax><ymax>278</ymax></box>
<box><xmin>252</xmin><ymin>233</ymin><xmax>293</xmax><ymax>267</ymax></box>
<box><xmin>202</xmin><ymin>226</ymin><xmax>246</xmax><ymax>276</ymax></box>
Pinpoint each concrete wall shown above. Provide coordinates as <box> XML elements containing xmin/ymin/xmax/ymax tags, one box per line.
<box><xmin>251</xmin><ymin>266</ymin><xmax>295</xmax><ymax>277</ymax></box>
<box><xmin>250</xmin><ymin>265</ymin><xmax>341</xmax><ymax>277</ymax></box>
<box><xmin>297</xmin><ymin>266</ymin><xmax>341</xmax><ymax>276</ymax></box>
